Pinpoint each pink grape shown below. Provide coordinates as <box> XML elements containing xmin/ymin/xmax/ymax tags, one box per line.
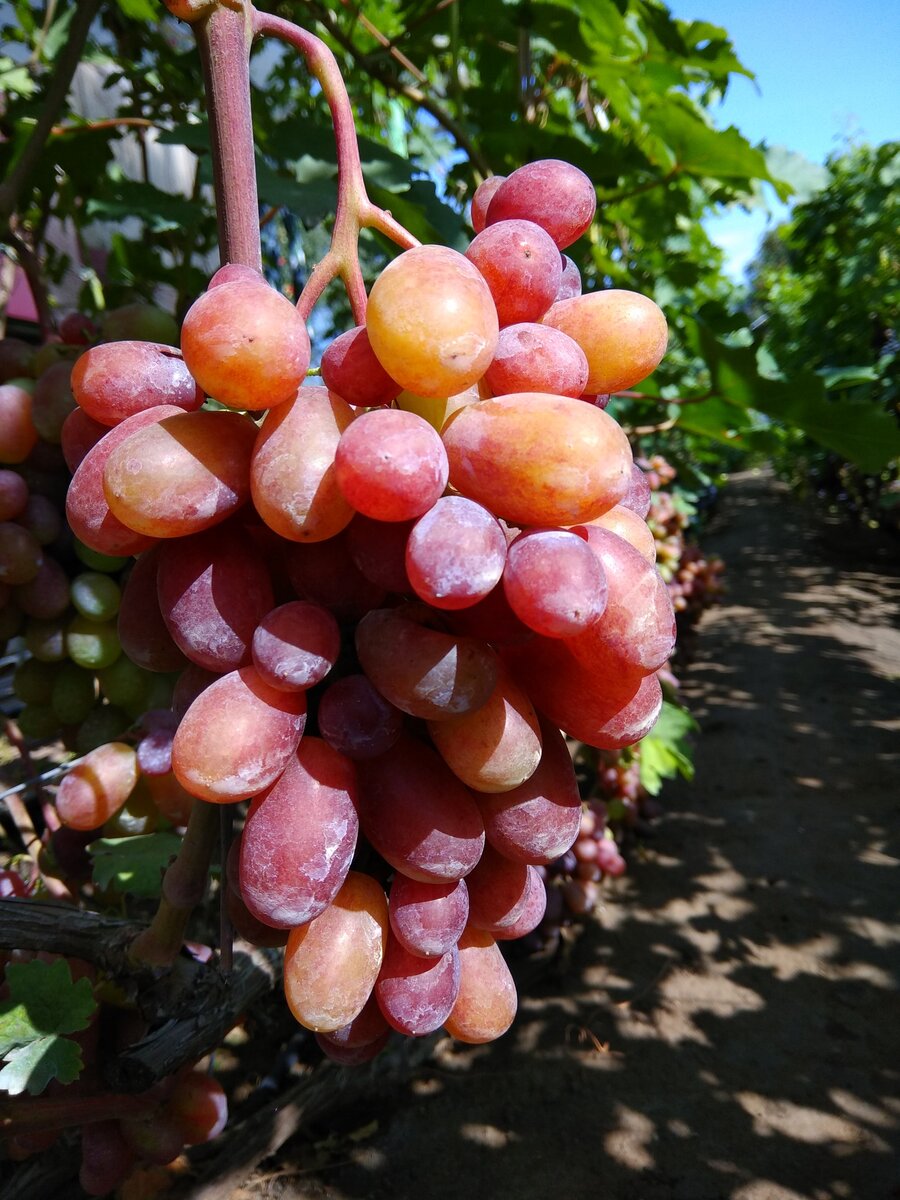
<box><xmin>334</xmin><ymin>408</ymin><xmax>449</xmax><ymax>522</ymax></box>
<box><xmin>406</xmin><ymin>496</ymin><xmax>507</xmax><ymax>611</ymax></box>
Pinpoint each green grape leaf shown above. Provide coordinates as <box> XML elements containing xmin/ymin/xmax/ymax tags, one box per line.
<box><xmin>115</xmin><ymin>0</ymin><xmax>161</xmax><ymax>21</ymax></box>
<box><xmin>89</xmin><ymin>832</ymin><xmax>182</xmax><ymax>897</ymax></box>
<box><xmin>0</xmin><ymin>960</ymin><xmax>96</xmax><ymax>1096</ymax></box>
<box><xmin>639</xmin><ymin>701</ymin><xmax>698</xmax><ymax>796</ymax></box>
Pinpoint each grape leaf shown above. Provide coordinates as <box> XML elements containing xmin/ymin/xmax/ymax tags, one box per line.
<box><xmin>89</xmin><ymin>832</ymin><xmax>182</xmax><ymax>897</ymax></box>
<box><xmin>0</xmin><ymin>960</ymin><xmax>96</xmax><ymax>1096</ymax></box>
<box><xmin>639</xmin><ymin>701</ymin><xmax>698</xmax><ymax>796</ymax></box>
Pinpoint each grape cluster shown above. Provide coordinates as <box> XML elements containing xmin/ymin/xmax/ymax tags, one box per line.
<box><xmin>6</xmin><ymin>159</ymin><xmax>677</xmax><ymax>1070</ymax></box>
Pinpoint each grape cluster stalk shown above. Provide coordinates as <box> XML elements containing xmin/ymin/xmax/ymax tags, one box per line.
<box><xmin>0</xmin><ymin>1</ymin><xmax>684</xmax><ymax>1189</ymax></box>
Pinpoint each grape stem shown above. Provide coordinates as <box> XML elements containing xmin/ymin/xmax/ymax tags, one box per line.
<box><xmin>252</xmin><ymin>8</ymin><xmax>420</xmax><ymax>323</ymax></box>
<box><xmin>128</xmin><ymin>800</ymin><xmax>220</xmax><ymax>968</ymax></box>
<box><xmin>0</xmin><ymin>1090</ymin><xmax>159</xmax><ymax>1136</ymax></box>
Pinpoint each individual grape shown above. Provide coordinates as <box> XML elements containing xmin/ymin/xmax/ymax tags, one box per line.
<box><xmin>16</xmin><ymin>705</ymin><xmax>60</xmax><ymax>739</ymax></box>
<box><xmin>314</xmin><ymin>992</ymin><xmax>389</xmax><ymax>1053</ymax></box>
<box><xmin>0</xmin><ymin>468</ymin><xmax>28</xmax><ymax>520</ymax></box>
<box><xmin>619</xmin><ymin>461</ymin><xmax>653</xmax><ymax>519</ymax></box>
<box><xmin>70</xmin><ymin>571</ymin><xmax>121</xmax><ymax>622</ymax></box>
<box><xmin>0</xmin><ymin>337</ymin><xmax>35</xmax><ymax>382</ymax></box>
<box><xmin>31</xmin><ymin>341</ymin><xmax>81</xmax><ymax>376</ymax></box>
<box><xmin>171</xmin><ymin>662</ymin><xmax>221</xmax><ymax>719</ymax></box>
<box><xmin>470</xmin><ymin>174</ymin><xmax>506</xmax><ymax>232</ymax></box>
<box><xmin>226</xmin><ymin>884</ymin><xmax>290</xmax><ymax>948</ymax></box>
<box><xmin>283</xmin><ymin>871</ymin><xmax>389</xmax><ymax>1033</ymax></box>
<box><xmin>475</xmin><ymin>715</ymin><xmax>582</xmax><ymax>864</ymax></box>
<box><xmin>72</xmin><ymin>341</ymin><xmax>204</xmax><ymax>426</ymax></box>
<box><xmin>356</xmin><ymin>733</ymin><xmax>485</xmax><ymax>882</ymax></box>
<box><xmin>446</xmin><ymin>581</ymin><xmax>535</xmax><ymax>647</ymax></box>
<box><xmin>101</xmin><ymin>302</ymin><xmax>178</xmax><ymax>345</ymax></box>
<box><xmin>0</xmin><ymin>521</ymin><xmax>43</xmax><ymax>585</ymax></box>
<box><xmin>66</xmin><ymin>404</ymin><xmax>184</xmax><ymax>556</ymax></box>
<box><xmin>485</xmin><ymin>160</ymin><xmax>596</xmax><ymax>249</ymax></box>
<box><xmin>171</xmin><ymin>665</ymin><xmax>306</xmax><ymax>802</ymax></box>
<box><xmin>320</xmin><ymin>325</ymin><xmax>401</xmax><ymax>407</ymax></box>
<box><xmin>483</xmin><ymin>323</ymin><xmax>589</xmax><ymax>398</ymax></box>
<box><xmin>502</xmin><ymin>528</ymin><xmax>607</xmax><ymax>637</ymax></box>
<box><xmin>143</xmin><ymin>771</ymin><xmax>195</xmax><ymax>826</ymax></box>
<box><xmin>366</xmin><ymin>245</ymin><xmax>499</xmax><ymax>398</ymax></box>
<box><xmin>79</xmin><ymin>1120</ymin><xmax>135</xmax><ymax>1197</ymax></box>
<box><xmin>157</xmin><ymin>525</ymin><xmax>274</xmax><ymax>672</ymax></box>
<box><xmin>334</xmin><ymin>408</ymin><xmax>449</xmax><ymax>522</ymax></box>
<box><xmin>167</xmin><ymin>1070</ymin><xmax>228</xmax><ymax>1144</ymax></box>
<box><xmin>135</xmin><ymin>709</ymin><xmax>179</xmax><ymax>775</ymax></box>
<box><xmin>58</xmin><ymin>311</ymin><xmax>99</xmax><ymax>345</ymax></box>
<box><xmin>60</xmin><ymin>408</ymin><xmax>108</xmax><ymax>472</ymax></box>
<box><xmin>119</xmin><ymin>1116</ymin><xmax>183</xmax><ymax>1166</ymax></box>
<box><xmin>442</xmin><ymin>393</ymin><xmax>632</xmax><ymax>526</ymax></box>
<box><xmin>51</xmin><ymin>662</ymin><xmax>97</xmax><ymax>725</ymax></box>
<box><xmin>494</xmin><ymin>867</ymin><xmax>547</xmax><ymax>939</ymax></box>
<box><xmin>14</xmin><ymin>556</ymin><xmax>70</xmax><ymax>620</ymax></box>
<box><xmin>355</xmin><ymin>605</ymin><xmax>498</xmax><ymax>720</ymax></box>
<box><xmin>74</xmin><ymin>703</ymin><xmax>131</xmax><ymax>753</ymax></box>
<box><xmin>30</xmin><ymin>362</ymin><xmax>76</xmax><ymax>442</ymax></box>
<box><xmin>556</xmin><ymin>254</ymin><xmax>582</xmax><ymax>301</ymax></box>
<box><xmin>286</xmin><ymin>531</ymin><xmax>386</xmax><ymax>623</ymax></box>
<box><xmin>463</xmin><ymin>843</ymin><xmax>532</xmax><ymax>933</ymax></box>
<box><xmin>542</xmin><ymin>290</ymin><xmax>668</xmax><ymax>394</ymax></box>
<box><xmin>345</xmin><ymin>514</ymin><xmax>414</xmax><ymax>594</ymax></box>
<box><xmin>73</xmin><ymin>540</ymin><xmax>129</xmax><ymax>574</ymax></box>
<box><xmin>316</xmin><ymin>1028</ymin><xmax>391</xmax><ymax>1066</ymax></box>
<box><xmin>118</xmin><ymin>546</ymin><xmax>189</xmax><ymax>672</ymax></box>
<box><xmin>251</xmin><ymin>601</ymin><xmax>340</xmax><ymax>691</ymax></box>
<box><xmin>406</xmin><ymin>496</ymin><xmax>507</xmax><ymax>611</ymax></box>
<box><xmin>585</xmin><ymin>503</ymin><xmax>656</xmax><ymax>563</ymax></box>
<box><xmin>505</xmin><ymin>635</ymin><xmax>663</xmax><ymax>749</ymax></box>
<box><xmin>465</xmin><ymin>219</ymin><xmax>563</xmax><ymax>327</ymax></box>
<box><xmin>568</xmin><ymin>527</ymin><xmax>675</xmax><ymax>674</ymax></box>
<box><xmin>375</xmin><ymin>934</ymin><xmax>461</xmax><ymax>1037</ymax></box>
<box><xmin>13</xmin><ymin>657</ymin><xmax>59</xmax><ymax>706</ymax></box>
<box><xmin>103</xmin><ymin>409</ymin><xmax>256</xmax><ymax>538</ymax></box>
<box><xmin>427</xmin><ymin>660</ymin><xmax>542</xmax><ymax>793</ymax></box>
<box><xmin>239</xmin><ymin>737</ymin><xmax>359</xmax><ymax>928</ymax></box>
<box><xmin>389</xmin><ymin>874</ymin><xmax>469</xmax><ymax>959</ymax></box>
<box><xmin>96</xmin><ymin>654</ymin><xmax>151</xmax><ymax>713</ymax></box>
<box><xmin>55</xmin><ymin>742</ymin><xmax>138</xmax><ymax>831</ymax></box>
<box><xmin>66</xmin><ymin>615</ymin><xmax>121</xmax><ymax>670</ymax></box>
<box><xmin>317</xmin><ymin>674</ymin><xmax>404</xmax><ymax>761</ymax></box>
<box><xmin>394</xmin><ymin>385</ymin><xmax>478</xmax><ymax>432</ymax></box>
<box><xmin>0</xmin><ymin>382</ymin><xmax>38</xmax><ymax>463</ymax></box>
<box><xmin>24</xmin><ymin>615</ymin><xmax>68</xmax><ymax>662</ymax></box>
<box><xmin>251</xmin><ymin>386</ymin><xmax>355</xmax><ymax>543</ymax></box>
<box><xmin>18</xmin><ymin>493</ymin><xmax>62</xmax><ymax>545</ymax></box>
<box><xmin>180</xmin><ymin>277</ymin><xmax>311</xmax><ymax>410</ymax></box>
<box><xmin>443</xmin><ymin>926</ymin><xmax>517</xmax><ymax>1043</ymax></box>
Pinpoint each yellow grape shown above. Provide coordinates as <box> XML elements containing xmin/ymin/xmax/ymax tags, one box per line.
<box><xmin>283</xmin><ymin>871</ymin><xmax>388</xmax><ymax>1032</ymax></box>
<box><xmin>366</xmin><ymin>246</ymin><xmax>498</xmax><ymax>399</ymax></box>
<box><xmin>443</xmin><ymin>925</ymin><xmax>517</xmax><ymax>1043</ymax></box>
<box><xmin>442</xmin><ymin>393</ymin><xmax>632</xmax><ymax>526</ymax></box>
<box><xmin>542</xmin><ymin>290</ymin><xmax>667</xmax><ymax>394</ymax></box>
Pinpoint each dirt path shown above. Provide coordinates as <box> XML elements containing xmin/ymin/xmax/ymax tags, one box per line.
<box><xmin>240</xmin><ymin>469</ymin><xmax>900</xmax><ymax>1200</ymax></box>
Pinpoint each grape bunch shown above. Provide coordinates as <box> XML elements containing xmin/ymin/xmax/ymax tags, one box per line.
<box><xmin>20</xmin><ymin>158</ymin><xmax>675</xmax><ymax>1067</ymax></box>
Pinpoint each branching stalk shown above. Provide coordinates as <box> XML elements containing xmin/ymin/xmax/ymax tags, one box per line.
<box><xmin>253</xmin><ymin>7</ymin><xmax>419</xmax><ymax>323</ymax></box>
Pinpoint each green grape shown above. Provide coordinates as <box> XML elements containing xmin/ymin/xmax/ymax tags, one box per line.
<box><xmin>51</xmin><ymin>661</ymin><xmax>98</xmax><ymax>725</ymax></box>
<box><xmin>13</xmin><ymin>657</ymin><xmax>60</xmax><ymax>706</ymax></box>
<box><xmin>75</xmin><ymin>703</ymin><xmax>131</xmax><ymax>754</ymax></box>
<box><xmin>25</xmin><ymin>616</ymin><xmax>68</xmax><ymax>662</ymax></box>
<box><xmin>71</xmin><ymin>572</ymin><xmax>122</xmax><ymax>622</ymax></box>
<box><xmin>73</xmin><ymin>540</ymin><xmax>130</xmax><ymax>574</ymax></box>
<box><xmin>67</xmin><ymin>615</ymin><xmax>121</xmax><ymax>669</ymax></box>
<box><xmin>17</xmin><ymin>704</ymin><xmax>61</xmax><ymax>739</ymax></box>
<box><xmin>97</xmin><ymin>654</ymin><xmax>150</xmax><ymax>711</ymax></box>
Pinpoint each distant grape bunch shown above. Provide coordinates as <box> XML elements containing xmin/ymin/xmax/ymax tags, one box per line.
<box><xmin>3</xmin><ymin>160</ymin><xmax>675</xmax><ymax>1074</ymax></box>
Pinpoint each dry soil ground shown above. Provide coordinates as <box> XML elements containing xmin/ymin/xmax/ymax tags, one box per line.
<box><xmin>230</xmin><ymin>468</ymin><xmax>900</xmax><ymax>1200</ymax></box>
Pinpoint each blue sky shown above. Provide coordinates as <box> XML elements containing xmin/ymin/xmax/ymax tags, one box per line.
<box><xmin>667</xmin><ymin>0</ymin><xmax>900</xmax><ymax>278</ymax></box>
